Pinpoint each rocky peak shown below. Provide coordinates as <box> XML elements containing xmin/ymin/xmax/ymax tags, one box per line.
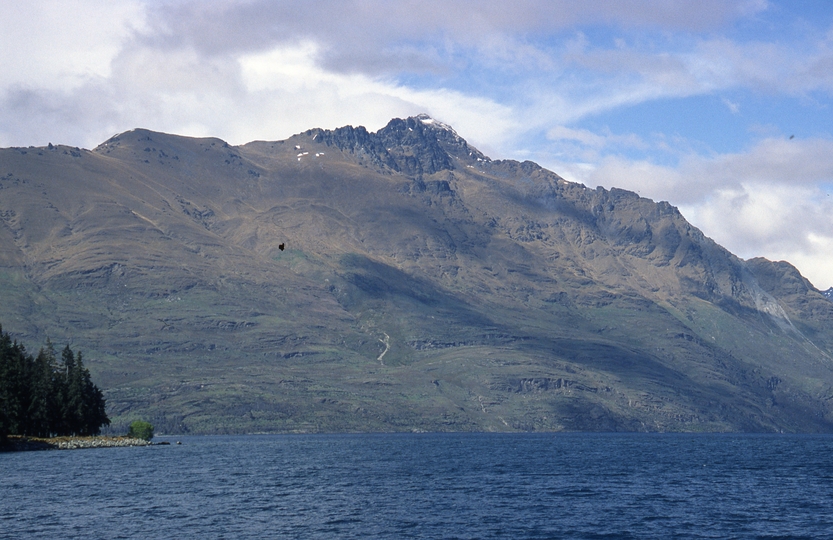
<box><xmin>306</xmin><ymin>115</ymin><xmax>488</xmax><ymax>177</ymax></box>
<box><xmin>305</xmin><ymin>124</ymin><xmax>397</xmax><ymax>170</ymax></box>
<box><xmin>745</xmin><ymin>258</ymin><xmax>817</xmax><ymax>297</ymax></box>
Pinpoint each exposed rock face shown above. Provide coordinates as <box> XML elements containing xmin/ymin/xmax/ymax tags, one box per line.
<box><xmin>307</xmin><ymin>114</ymin><xmax>487</xmax><ymax>177</ymax></box>
<box><xmin>1</xmin><ymin>116</ymin><xmax>833</xmax><ymax>434</ymax></box>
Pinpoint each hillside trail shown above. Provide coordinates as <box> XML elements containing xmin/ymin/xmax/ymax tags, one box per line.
<box><xmin>378</xmin><ymin>332</ymin><xmax>390</xmax><ymax>365</ymax></box>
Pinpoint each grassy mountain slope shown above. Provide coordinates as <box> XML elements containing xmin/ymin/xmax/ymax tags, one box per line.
<box><xmin>1</xmin><ymin>116</ymin><xmax>832</xmax><ymax>433</ymax></box>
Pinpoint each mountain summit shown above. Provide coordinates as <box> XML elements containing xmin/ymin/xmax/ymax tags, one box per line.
<box><xmin>304</xmin><ymin>113</ymin><xmax>488</xmax><ymax>177</ymax></box>
<box><xmin>1</xmin><ymin>116</ymin><xmax>832</xmax><ymax>433</ymax></box>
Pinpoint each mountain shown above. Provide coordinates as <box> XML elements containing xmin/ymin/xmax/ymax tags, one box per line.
<box><xmin>2</xmin><ymin>114</ymin><xmax>833</xmax><ymax>434</ymax></box>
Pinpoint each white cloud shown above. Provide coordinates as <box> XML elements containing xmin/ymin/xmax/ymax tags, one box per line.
<box><xmin>722</xmin><ymin>97</ymin><xmax>740</xmax><ymax>113</ymax></box>
<box><xmin>0</xmin><ymin>1</ymin><xmax>799</xmax><ymax>149</ymax></box>
<box><xmin>239</xmin><ymin>43</ymin><xmax>521</xmax><ymax>151</ymax></box>
<box><xmin>0</xmin><ymin>35</ymin><xmax>520</xmax><ymax>150</ymax></box>
<box><xmin>689</xmin><ymin>35</ymin><xmax>833</xmax><ymax>95</ymax></box>
<box><xmin>0</xmin><ymin>0</ymin><xmax>145</xmax><ymax>91</ymax></box>
<box><xmin>547</xmin><ymin>125</ymin><xmax>647</xmax><ymax>150</ymax></box>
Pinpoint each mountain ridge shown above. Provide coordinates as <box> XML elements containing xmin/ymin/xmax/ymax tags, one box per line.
<box><xmin>1</xmin><ymin>115</ymin><xmax>832</xmax><ymax>434</ymax></box>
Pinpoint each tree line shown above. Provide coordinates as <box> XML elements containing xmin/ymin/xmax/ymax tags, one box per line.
<box><xmin>0</xmin><ymin>325</ymin><xmax>109</xmax><ymax>441</ymax></box>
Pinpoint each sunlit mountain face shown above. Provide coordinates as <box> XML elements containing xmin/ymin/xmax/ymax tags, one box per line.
<box><xmin>1</xmin><ymin>116</ymin><xmax>832</xmax><ymax>434</ymax></box>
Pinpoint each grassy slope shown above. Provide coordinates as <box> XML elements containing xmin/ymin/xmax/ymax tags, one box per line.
<box><xmin>0</xmin><ymin>127</ymin><xmax>832</xmax><ymax>433</ymax></box>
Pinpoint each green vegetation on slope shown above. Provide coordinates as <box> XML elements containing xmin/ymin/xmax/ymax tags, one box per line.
<box><xmin>0</xmin><ymin>119</ymin><xmax>832</xmax><ymax>434</ymax></box>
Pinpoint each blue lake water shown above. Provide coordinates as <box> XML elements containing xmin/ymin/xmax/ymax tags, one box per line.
<box><xmin>2</xmin><ymin>432</ymin><xmax>833</xmax><ymax>539</ymax></box>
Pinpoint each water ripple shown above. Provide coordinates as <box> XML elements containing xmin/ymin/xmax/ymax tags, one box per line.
<box><xmin>2</xmin><ymin>433</ymin><xmax>833</xmax><ymax>538</ymax></box>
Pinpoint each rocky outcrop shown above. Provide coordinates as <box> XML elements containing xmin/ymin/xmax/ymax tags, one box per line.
<box><xmin>746</xmin><ymin>257</ymin><xmax>833</xmax><ymax>322</ymax></box>
<box><xmin>307</xmin><ymin>114</ymin><xmax>488</xmax><ymax>177</ymax></box>
<box><xmin>1</xmin><ymin>436</ymin><xmax>156</xmax><ymax>451</ymax></box>
<box><xmin>54</xmin><ymin>437</ymin><xmax>153</xmax><ymax>450</ymax></box>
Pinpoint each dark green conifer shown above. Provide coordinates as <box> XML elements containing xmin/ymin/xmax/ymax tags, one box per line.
<box><xmin>27</xmin><ymin>344</ymin><xmax>58</xmax><ymax>437</ymax></box>
<box><xmin>1</xmin><ymin>337</ymin><xmax>28</xmax><ymax>436</ymax></box>
<box><xmin>0</xmin><ymin>325</ymin><xmax>10</xmax><ymax>441</ymax></box>
<box><xmin>0</xmin><ymin>327</ymin><xmax>109</xmax><ymax>440</ymax></box>
<box><xmin>73</xmin><ymin>351</ymin><xmax>109</xmax><ymax>435</ymax></box>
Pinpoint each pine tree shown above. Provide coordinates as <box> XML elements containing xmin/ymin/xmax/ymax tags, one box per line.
<box><xmin>74</xmin><ymin>351</ymin><xmax>109</xmax><ymax>435</ymax></box>
<box><xmin>0</xmin><ymin>325</ymin><xmax>10</xmax><ymax>441</ymax></box>
<box><xmin>1</xmin><ymin>337</ymin><xmax>28</xmax><ymax>436</ymax></box>
<box><xmin>27</xmin><ymin>343</ymin><xmax>60</xmax><ymax>437</ymax></box>
<box><xmin>83</xmin><ymin>367</ymin><xmax>110</xmax><ymax>435</ymax></box>
<box><xmin>0</xmin><ymin>328</ymin><xmax>110</xmax><ymax>440</ymax></box>
<box><xmin>61</xmin><ymin>345</ymin><xmax>83</xmax><ymax>436</ymax></box>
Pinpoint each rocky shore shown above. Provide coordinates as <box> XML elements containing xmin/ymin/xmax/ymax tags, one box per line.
<box><xmin>1</xmin><ymin>435</ymin><xmax>165</xmax><ymax>452</ymax></box>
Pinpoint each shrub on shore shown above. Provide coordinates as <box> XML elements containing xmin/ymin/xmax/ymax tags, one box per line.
<box><xmin>127</xmin><ymin>420</ymin><xmax>154</xmax><ymax>441</ymax></box>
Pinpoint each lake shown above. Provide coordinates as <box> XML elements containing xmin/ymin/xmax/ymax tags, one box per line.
<box><xmin>2</xmin><ymin>432</ymin><xmax>832</xmax><ymax>539</ymax></box>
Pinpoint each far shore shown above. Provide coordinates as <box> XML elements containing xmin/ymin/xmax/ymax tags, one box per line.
<box><xmin>0</xmin><ymin>435</ymin><xmax>169</xmax><ymax>452</ymax></box>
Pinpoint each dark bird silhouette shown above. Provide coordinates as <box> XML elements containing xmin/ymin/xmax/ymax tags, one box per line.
<box><xmin>789</xmin><ymin>135</ymin><xmax>795</xmax><ymax>139</ymax></box>
<box><xmin>279</xmin><ymin>243</ymin><xmax>285</xmax><ymax>251</ymax></box>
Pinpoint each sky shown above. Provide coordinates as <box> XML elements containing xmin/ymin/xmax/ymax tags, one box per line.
<box><xmin>2</xmin><ymin>0</ymin><xmax>833</xmax><ymax>289</ymax></box>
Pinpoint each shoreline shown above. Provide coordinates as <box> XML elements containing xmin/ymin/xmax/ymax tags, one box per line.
<box><xmin>1</xmin><ymin>435</ymin><xmax>167</xmax><ymax>452</ymax></box>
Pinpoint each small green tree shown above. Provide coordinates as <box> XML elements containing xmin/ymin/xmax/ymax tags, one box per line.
<box><xmin>127</xmin><ymin>420</ymin><xmax>154</xmax><ymax>441</ymax></box>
